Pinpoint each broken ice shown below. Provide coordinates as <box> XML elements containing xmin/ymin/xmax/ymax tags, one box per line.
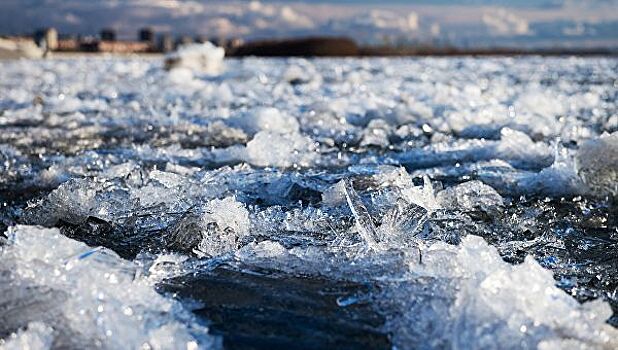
<box><xmin>0</xmin><ymin>55</ymin><xmax>617</xmax><ymax>349</ymax></box>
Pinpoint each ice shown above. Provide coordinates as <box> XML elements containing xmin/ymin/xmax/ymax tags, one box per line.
<box><xmin>165</xmin><ymin>42</ymin><xmax>225</xmax><ymax>75</ymax></box>
<box><xmin>235</xmin><ymin>234</ymin><xmax>618</xmax><ymax>349</ymax></box>
<box><xmin>395</xmin><ymin>132</ymin><xmax>553</xmax><ymax>174</ymax></box>
<box><xmin>516</xmin><ymin>144</ymin><xmax>586</xmax><ymax>197</ymax></box>
<box><xmin>406</xmin><ymin>236</ymin><xmax>618</xmax><ymax>349</ymax></box>
<box><xmin>0</xmin><ymin>225</ymin><xmax>220</xmax><ymax>349</ymax></box>
<box><xmin>174</xmin><ymin>196</ymin><xmax>250</xmax><ymax>258</ymax></box>
<box><xmin>400</xmin><ymin>175</ymin><xmax>441</xmax><ymax>211</ymax></box>
<box><xmin>1</xmin><ymin>56</ymin><xmax>617</xmax><ymax>347</ymax></box>
<box><xmin>436</xmin><ymin>180</ymin><xmax>504</xmax><ymax>211</ymax></box>
<box><xmin>22</xmin><ymin>168</ymin><xmax>233</xmax><ymax>257</ymax></box>
<box><xmin>495</xmin><ymin>128</ymin><xmax>553</xmax><ymax>169</ymax></box>
<box><xmin>231</xmin><ymin>107</ymin><xmax>300</xmax><ymax>135</ymax></box>
<box><xmin>378</xmin><ymin>200</ymin><xmax>428</xmax><ymax>249</ymax></box>
<box><xmin>0</xmin><ymin>322</ymin><xmax>54</xmax><ymax>350</ymax></box>
<box><xmin>244</xmin><ymin>130</ymin><xmax>318</xmax><ymax>168</ymax></box>
<box><xmin>342</xmin><ymin>179</ymin><xmax>379</xmax><ymax>248</ymax></box>
<box><xmin>575</xmin><ymin>132</ymin><xmax>618</xmax><ymax>198</ymax></box>
<box><xmin>360</xmin><ymin>119</ymin><xmax>391</xmax><ymax>148</ymax></box>
<box><xmin>321</xmin><ymin>180</ymin><xmax>347</xmax><ymax>206</ymax></box>
<box><xmin>28</xmin><ymin>178</ymin><xmax>99</xmax><ymax>226</ymax></box>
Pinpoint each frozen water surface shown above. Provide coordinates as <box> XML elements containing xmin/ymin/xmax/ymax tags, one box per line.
<box><xmin>0</xmin><ymin>56</ymin><xmax>617</xmax><ymax>349</ymax></box>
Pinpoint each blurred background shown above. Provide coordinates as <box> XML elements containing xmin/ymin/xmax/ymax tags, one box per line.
<box><xmin>1</xmin><ymin>0</ymin><xmax>617</xmax><ymax>56</ymax></box>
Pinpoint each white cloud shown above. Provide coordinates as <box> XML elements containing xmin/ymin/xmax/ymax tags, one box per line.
<box><xmin>324</xmin><ymin>9</ymin><xmax>421</xmax><ymax>42</ymax></box>
<box><xmin>482</xmin><ymin>8</ymin><xmax>531</xmax><ymax>36</ymax></box>
<box><xmin>64</xmin><ymin>13</ymin><xmax>81</xmax><ymax>24</ymax></box>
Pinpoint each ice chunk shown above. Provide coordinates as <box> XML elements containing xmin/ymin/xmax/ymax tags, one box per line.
<box><xmin>245</xmin><ymin>131</ymin><xmax>317</xmax><ymax>168</ymax></box>
<box><xmin>283</xmin><ymin>62</ymin><xmax>320</xmax><ymax>85</ymax></box>
<box><xmin>233</xmin><ymin>107</ymin><xmax>299</xmax><ymax>135</ymax></box>
<box><xmin>321</xmin><ymin>180</ymin><xmax>347</xmax><ymax>206</ymax></box>
<box><xmin>399</xmin><ymin>176</ymin><xmax>441</xmax><ymax>211</ymax></box>
<box><xmin>436</xmin><ymin>180</ymin><xmax>503</xmax><ymax>211</ymax></box>
<box><xmin>496</xmin><ymin>128</ymin><xmax>553</xmax><ymax>169</ymax></box>
<box><xmin>360</xmin><ymin>119</ymin><xmax>391</xmax><ymax>148</ymax></box>
<box><xmin>516</xmin><ymin>144</ymin><xmax>586</xmax><ymax>197</ymax></box>
<box><xmin>29</xmin><ymin>178</ymin><xmax>98</xmax><ymax>226</ymax></box>
<box><xmin>165</xmin><ymin>42</ymin><xmax>225</xmax><ymax>74</ymax></box>
<box><xmin>166</xmin><ymin>66</ymin><xmax>198</xmax><ymax>85</ymax></box>
<box><xmin>169</xmin><ymin>196</ymin><xmax>251</xmax><ymax>257</ymax></box>
<box><xmin>445</xmin><ymin>237</ymin><xmax>617</xmax><ymax>350</ymax></box>
<box><xmin>378</xmin><ymin>199</ymin><xmax>428</xmax><ymax>249</ymax></box>
<box><xmin>22</xmin><ymin>168</ymin><xmax>229</xmax><ymax>257</ymax></box>
<box><xmin>575</xmin><ymin>132</ymin><xmax>618</xmax><ymax>198</ymax></box>
<box><xmin>130</xmin><ymin>170</ymin><xmax>204</xmax><ymax>212</ymax></box>
<box><xmin>342</xmin><ymin>178</ymin><xmax>379</xmax><ymax>248</ymax></box>
<box><xmin>369</xmin><ymin>166</ymin><xmax>415</xmax><ymax>190</ymax></box>
<box><xmin>194</xmin><ymin>196</ymin><xmax>250</xmax><ymax>257</ymax></box>
<box><xmin>0</xmin><ymin>225</ymin><xmax>220</xmax><ymax>349</ymax></box>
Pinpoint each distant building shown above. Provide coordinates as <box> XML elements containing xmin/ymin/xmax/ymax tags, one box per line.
<box><xmin>228</xmin><ymin>38</ymin><xmax>244</xmax><ymax>49</ymax></box>
<box><xmin>34</xmin><ymin>28</ymin><xmax>58</xmax><ymax>51</ymax></box>
<box><xmin>97</xmin><ymin>40</ymin><xmax>151</xmax><ymax>53</ymax></box>
<box><xmin>79</xmin><ymin>37</ymin><xmax>100</xmax><ymax>52</ymax></box>
<box><xmin>100</xmin><ymin>28</ymin><xmax>117</xmax><ymax>42</ymax></box>
<box><xmin>139</xmin><ymin>27</ymin><xmax>155</xmax><ymax>44</ymax></box>
<box><xmin>158</xmin><ymin>33</ymin><xmax>174</xmax><ymax>53</ymax></box>
<box><xmin>57</xmin><ymin>38</ymin><xmax>80</xmax><ymax>51</ymax></box>
<box><xmin>33</xmin><ymin>29</ymin><xmax>45</xmax><ymax>46</ymax></box>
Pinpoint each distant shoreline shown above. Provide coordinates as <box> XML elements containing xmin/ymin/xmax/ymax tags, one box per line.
<box><xmin>3</xmin><ymin>42</ymin><xmax>617</xmax><ymax>60</ymax></box>
<box><xmin>3</xmin><ymin>51</ymin><xmax>615</xmax><ymax>61</ymax></box>
<box><xmin>356</xmin><ymin>46</ymin><xmax>618</xmax><ymax>57</ymax></box>
<box><xmin>32</xmin><ymin>52</ymin><xmax>618</xmax><ymax>59</ymax></box>
<box><xmin>3</xmin><ymin>32</ymin><xmax>617</xmax><ymax>59</ymax></box>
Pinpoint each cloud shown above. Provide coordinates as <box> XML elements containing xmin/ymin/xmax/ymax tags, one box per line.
<box><xmin>64</xmin><ymin>13</ymin><xmax>81</xmax><ymax>24</ymax></box>
<box><xmin>482</xmin><ymin>8</ymin><xmax>531</xmax><ymax>36</ymax></box>
<box><xmin>325</xmin><ymin>9</ymin><xmax>420</xmax><ymax>42</ymax></box>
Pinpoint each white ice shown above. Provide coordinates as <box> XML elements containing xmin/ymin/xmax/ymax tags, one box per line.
<box><xmin>0</xmin><ymin>225</ymin><xmax>220</xmax><ymax>349</ymax></box>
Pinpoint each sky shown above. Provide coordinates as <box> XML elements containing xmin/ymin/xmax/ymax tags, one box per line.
<box><xmin>1</xmin><ymin>0</ymin><xmax>617</xmax><ymax>48</ymax></box>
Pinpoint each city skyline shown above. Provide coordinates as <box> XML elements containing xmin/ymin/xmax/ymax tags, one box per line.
<box><xmin>1</xmin><ymin>0</ymin><xmax>617</xmax><ymax>48</ymax></box>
